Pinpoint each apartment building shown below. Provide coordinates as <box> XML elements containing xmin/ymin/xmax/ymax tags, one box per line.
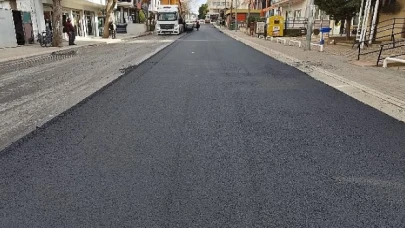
<box><xmin>207</xmin><ymin>0</ymin><xmax>231</xmax><ymax>14</ymax></box>
<box><xmin>115</xmin><ymin>0</ymin><xmax>145</xmax><ymax>24</ymax></box>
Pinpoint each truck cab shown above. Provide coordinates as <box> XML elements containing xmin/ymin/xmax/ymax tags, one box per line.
<box><xmin>156</xmin><ymin>5</ymin><xmax>184</xmax><ymax>35</ymax></box>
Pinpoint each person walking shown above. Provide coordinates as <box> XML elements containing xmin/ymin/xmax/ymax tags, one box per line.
<box><xmin>109</xmin><ymin>20</ymin><xmax>116</xmax><ymax>39</ymax></box>
<box><xmin>196</xmin><ymin>21</ymin><xmax>200</xmax><ymax>31</ymax></box>
<box><xmin>65</xmin><ymin>18</ymin><xmax>76</xmax><ymax>45</ymax></box>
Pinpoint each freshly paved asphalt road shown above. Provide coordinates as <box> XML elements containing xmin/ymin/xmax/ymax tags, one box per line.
<box><xmin>1</xmin><ymin>25</ymin><xmax>405</xmax><ymax>227</ymax></box>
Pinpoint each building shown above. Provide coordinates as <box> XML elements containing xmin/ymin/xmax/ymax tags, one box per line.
<box><xmin>113</xmin><ymin>0</ymin><xmax>147</xmax><ymax>35</ymax></box>
<box><xmin>207</xmin><ymin>0</ymin><xmax>231</xmax><ymax>14</ymax></box>
<box><xmin>263</xmin><ymin>0</ymin><xmax>329</xmax><ymax>29</ymax></box>
<box><xmin>0</xmin><ymin>0</ymin><xmax>106</xmax><ymax>46</ymax></box>
<box><xmin>185</xmin><ymin>12</ymin><xmax>198</xmax><ymax>21</ymax></box>
<box><xmin>355</xmin><ymin>0</ymin><xmax>405</xmax><ymax>47</ymax></box>
<box><xmin>42</xmin><ymin>0</ymin><xmax>106</xmax><ymax>37</ymax></box>
<box><xmin>115</xmin><ymin>0</ymin><xmax>138</xmax><ymax>24</ymax></box>
<box><xmin>0</xmin><ymin>0</ymin><xmax>47</xmax><ymax>47</ymax></box>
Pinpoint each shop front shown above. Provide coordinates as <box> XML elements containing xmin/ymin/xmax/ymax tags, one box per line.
<box><xmin>41</xmin><ymin>0</ymin><xmax>105</xmax><ymax>38</ymax></box>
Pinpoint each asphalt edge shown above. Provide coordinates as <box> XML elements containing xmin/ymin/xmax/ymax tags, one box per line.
<box><xmin>215</xmin><ymin>25</ymin><xmax>405</xmax><ymax>123</ymax></box>
<box><xmin>0</xmin><ymin>35</ymin><xmax>181</xmax><ymax>154</ymax></box>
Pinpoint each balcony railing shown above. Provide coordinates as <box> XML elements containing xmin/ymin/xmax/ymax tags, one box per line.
<box><xmin>117</xmin><ymin>0</ymin><xmax>133</xmax><ymax>6</ymax></box>
<box><xmin>271</xmin><ymin>0</ymin><xmax>304</xmax><ymax>6</ymax></box>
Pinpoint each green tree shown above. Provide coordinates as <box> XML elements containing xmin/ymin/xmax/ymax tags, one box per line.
<box><xmin>198</xmin><ymin>3</ymin><xmax>209</xmax><ymax>19</ymax></box>
<box><xmin>314</xmin><ymin>0</ymin><xmax>360</xmax><ymax>39</ymax></box>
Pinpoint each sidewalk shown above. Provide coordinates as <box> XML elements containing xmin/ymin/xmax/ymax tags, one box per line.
<box><xmin>215</xmin><ymin>25</ymin><xmax>405</xmax><ymax>122</ymax></box>
<box><xmin>0</xmin><ymin>32</ymin><xmax>151</xmax><ymax>64</ymax></box>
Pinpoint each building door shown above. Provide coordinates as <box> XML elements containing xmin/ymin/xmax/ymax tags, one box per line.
<box><xmin>12</xmin><ymin>10</ymin><xmax>25</xmax><ymax>45</ymax></box>
<box><xmin>86</xmin><ymin>15</ymin><xmax>92</xmax><ymax>35</ymax></box>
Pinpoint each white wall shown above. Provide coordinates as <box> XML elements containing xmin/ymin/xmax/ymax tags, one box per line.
<box><xmin>0</xmin><ymin>2</ymin><xmax>12</xmax><ymax>9</ymax></box>
<box><xmin>0</xmin><ymin>8</ymin><xmax>17</xmax><ymax>48</ymax></box>
<box><xmin>280</xmin><ymin>1</ymin><xmax>307</xmax><ymax>20</ymax></box>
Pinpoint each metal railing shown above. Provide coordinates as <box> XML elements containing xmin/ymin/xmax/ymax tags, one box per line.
<box><xmin>355</xmin><ymin>18</ymin><xmax>405</xmax><ymax>45</ymax></box>
<box><xmin>356</xmin><ymin>18</ymin><xmax>405</xmax><ymax>61</ymax></box>
<box><xmin>284</xmin><ymin>18</ymin><xmax>330</xmax><ymax>30</ymax></box>
<box><xmin>376</xmin><ymin>39</ymin><xmax>405</xmax><ymax>66</ymax></box>
<box><xmin>357</xmin><ymin>39</ymin><xmax>405</xmax><ymax>65</ymax></box>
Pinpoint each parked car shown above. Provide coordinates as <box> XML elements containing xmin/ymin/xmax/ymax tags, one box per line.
<box><xmin>199</xmin><ymin>19</ymin><xmax>205</xmax><ymax>24</ymax></box>
<box><xmin>185</xmin><ymin>20</ymin><xmax>194</xmax><ymax>31</ymax></box>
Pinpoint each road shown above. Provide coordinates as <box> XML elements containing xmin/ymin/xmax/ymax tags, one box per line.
<box><xmin>1</xmin><ymin>25</ymin><xmax>405</xmax><ymax>227</ymax></box>
<box><xmin>0</xmin><ymin>35</ymin><xmax>177</xmax><ymax>150</ymax></box>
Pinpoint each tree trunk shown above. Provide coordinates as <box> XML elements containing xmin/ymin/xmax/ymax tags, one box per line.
<box><xmin>52</xmin><ymin>0</ymin><xmax>63</xmax><ymax>47</ymax></box>
<box><xmin>103</xmin><ymin>0</ymin><xmax>117</xmax><ymax>38</ymax></box>
<box><xmin>345</xmin><ymin>17</ymin><xmax>352</xmax><ymax>40</ymax></box>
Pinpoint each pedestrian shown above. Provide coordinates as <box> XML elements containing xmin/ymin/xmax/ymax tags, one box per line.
<box><xmin>196</xmin><ymin>20</ymin><xmax>200</xmax><ymax>31</ymax></box>
<box><xmin>65</xmin><ymin>18</ymin><xmax>76</xmax><ymax>45</ymax></box>
<box><xmin>109</xmin><ymin>20</ymin><xmax>116</xmax><ymax>39</ymax></box>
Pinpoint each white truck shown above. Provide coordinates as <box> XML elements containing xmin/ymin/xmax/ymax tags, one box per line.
<box><xmin>156</xmin><ymin>5</ymin><xmax>184</xmax><ymax>35</ymax></box>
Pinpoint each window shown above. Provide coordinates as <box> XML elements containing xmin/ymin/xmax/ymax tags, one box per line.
<box><xmin>294</xmin><ymin>10</ymin><xmax>301</xmax><ymax>19</ymax></box>
<box><xmin>158</xmin><ymin>12</ymin><xmax>177</xmax><ymax>21</ymax></box>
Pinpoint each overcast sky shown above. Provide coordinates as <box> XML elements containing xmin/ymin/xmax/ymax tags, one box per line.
<box><xmin>191</xmin><ymin>0</ymin><xmax>206</xmax><ymax>14</ymax></box>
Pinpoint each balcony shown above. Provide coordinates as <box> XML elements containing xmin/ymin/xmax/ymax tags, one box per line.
<box><xmin>83</xmin><ymin>0</ymin><xmax>107</xmax><ymax>6</ymax></box>
<box><xmin>209</xmin><ymin>2</ymin><xmax>231</xmax><ymax>10</ymax></box>
<box><xmin>271</xmin><ymin>0</ymin><xmax>304</xmax><ymax>7</ymax></box>
<box><xmin>117</xmin><ymin>0</ymin><xmax>134</xmax><ymax>7</ymax></box>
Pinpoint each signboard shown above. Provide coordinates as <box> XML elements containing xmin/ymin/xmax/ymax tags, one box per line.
<box><xmin>256</xmin><ymin>21</ymin><xmax>265</xmax><ymax>34</ymax></box>
<box><xmin>273</xmin><ymin>26</ymin><xmax>280</xmax><ymax>36</ymax></box>
<box><xmin>0</xmin><ymin>9</ymin><xmax>17</xmax><ymax>48</ymax></box>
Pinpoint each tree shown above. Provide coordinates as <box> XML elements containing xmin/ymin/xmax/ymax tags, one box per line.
<box><xmin>181</xmin><ymin>1</ymin><xmax>191</xmax><ymax>16</ymax></box>
<box><xmin>198</xmin><ymin>3</ymin><xmax>208</xmax><ymax>19</ymax></box>
<box><xmin>52</xmin><ymin>0</ymin><xmax>63</xmax><ymax>47</ymax></box>
<box><xmin>314</xmin><ymin>0</ymin><xmax>361</xmax><ymax>39</ymax></box>
<box><xmin>139</xmin><ymin>10</ymin><xmax>146</xmax><ymax>23</ymax></box>
<box><xmin>103</xmin><ymin>0</ymin><xmax>118</xmax><ymax>38</ymax></box>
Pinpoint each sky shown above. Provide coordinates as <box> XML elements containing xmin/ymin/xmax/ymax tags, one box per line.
<box><xmin>191</xmin><ymin>0</ymin><xmax>206</xmax><ymax>14</ymax></box>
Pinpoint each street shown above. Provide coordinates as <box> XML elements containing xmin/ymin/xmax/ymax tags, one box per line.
<box><xmin>1</xmin><ymin>25</ymin><xmax>405</xmax><ymax>227</ymax></box>
<box><xmin>0</xmin><ymin>34</ymin><xmax>177</xmax><ymax>150</ymax></box>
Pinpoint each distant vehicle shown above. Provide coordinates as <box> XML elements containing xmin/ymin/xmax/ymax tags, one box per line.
<box><xmin>185</xmin><ymin>20</ymin><xmax>194</xmax><ymax>31</ymax></box>
<box><xmin>205</xmin><ymin>15</ymin><xmax>211</xmax><ymax>24</ymax></box>
<box><xmin>199</xmin><ymin>19</ymin><xmax>205</xmax><ymax>24</ymax></box>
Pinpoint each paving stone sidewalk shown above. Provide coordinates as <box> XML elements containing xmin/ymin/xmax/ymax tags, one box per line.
<box><xmin>216</xmin><ymin>25</ymin><xmax>405</xmax><ymax>107</ymax></box>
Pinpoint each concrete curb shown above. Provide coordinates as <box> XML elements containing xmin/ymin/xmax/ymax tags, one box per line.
<box><xmin>216</xmin><ymin>25</ymin><xmax>405</xmax><ymax>123</ymax></box>
<box><xmin>121</xmin><ymin>31</ymin><xmax>153</xmax><ymax>40</ymax></box>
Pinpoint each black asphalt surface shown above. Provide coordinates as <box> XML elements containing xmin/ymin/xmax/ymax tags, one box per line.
<box><xmin>1</xmin><ymin>25</ymin><xmax>405</xmax><ymax>227</ymax></box>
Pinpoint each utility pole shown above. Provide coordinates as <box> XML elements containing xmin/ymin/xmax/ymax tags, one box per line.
<box><xmin>246</xmin><ymin>0</ymin><xmax>251</xmax><ymax>33</ymax></box>
<box><xmin>229</xmin><ymin>0</ymin><xmax>233</xmax><ymax>29</ymax></box>
<box><xmin>305</xmin><ymin>0</ymin><xmax>314</xmax><ymax>51</ymax></box>
<box><xmin>235</xmin><ymin>0</ymin><xmax>238</xmax><ymax>31</ymax></box>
